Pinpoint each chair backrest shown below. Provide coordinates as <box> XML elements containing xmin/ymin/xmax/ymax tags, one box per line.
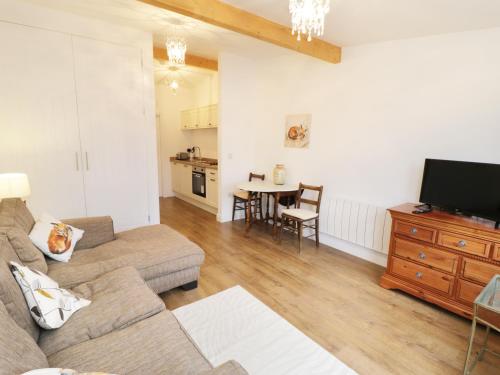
<box><xmin>296</xmin><ymin>183</ymin><xmax>323</xmax><ymax>214</ymax></box>
<box><xmin>248</xmin><ymin>172</ymin><xmax>265</xmax><ymax>182</ymax></box>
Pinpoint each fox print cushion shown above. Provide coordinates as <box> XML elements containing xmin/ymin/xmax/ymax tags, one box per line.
<box><xmin>10</xmin><ymin>261</ymin><xmax>90</xmax><ymax>329</ymax></box>
<box><xmin>29</xmin><ymin>213</ymin><xmax>84</xmax><ymax>262</ymax></box>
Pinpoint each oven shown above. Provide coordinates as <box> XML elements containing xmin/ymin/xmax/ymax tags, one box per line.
<box><xmin>192</xmin><ymin>167</ymin><xmax>206</xmax><ymax>198</ymax></box>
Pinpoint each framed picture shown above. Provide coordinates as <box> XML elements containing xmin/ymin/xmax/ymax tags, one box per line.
<box><xmin>284</xmin><ymin>114</ymin><xmax>311</xmax><ymax>148</ymax></box>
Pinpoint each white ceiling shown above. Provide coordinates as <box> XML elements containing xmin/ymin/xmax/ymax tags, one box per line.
<box><xmin>24</xmin><ymin>0</ymin><xmax>500</xmax><ymax>61</ymax></box>
<box><xmin>224</xmin><ymin>0</ymin><xmax>500</xmax><ymax>46</ymax></box>
<box><xmin>24</xmin><ymin>0</ymin><xmax>288</xmax><ymax>61</ymax></box>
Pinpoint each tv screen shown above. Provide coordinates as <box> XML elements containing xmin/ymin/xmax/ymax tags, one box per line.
<box><xmin>419</xmin><ymin>159</ymin><xmax>500</xmax><ymax>223</ymax></box>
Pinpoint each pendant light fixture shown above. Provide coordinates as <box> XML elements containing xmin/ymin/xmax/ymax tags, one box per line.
<box><xmin>166</xmin><ymin>36</ymin><xmax>187</xmax><ymax>66</ymax></box>
<box><xmin>289</xmin><ymin>0</ymin><xmax>330</xmax><ymax>42</ymax></box>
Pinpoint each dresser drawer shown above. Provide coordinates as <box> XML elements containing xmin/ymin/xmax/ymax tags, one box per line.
<box><xmin>391</xmin><ymin>257</ymin><xmax>454</xmax><ymax>294</ymax></box>
<box><xmin>393</xmin><ymin>237</ymin><xmax>458</xmax><ymax>273</ymax></box>
<box><xmin>438</xmin><ymin>231</ymin><xmax>491</xmax><ymax>258</ymax></box>
<box><xmin>493</xmin><ymin>244</ymin><xmax>500</xmax><ymax>261</ymax></box>
<box><xmin>394</xmin><ymin>220</ymin><xmax>437</xmax><ymax>244</ymax></box>
<box><xmin>461</xmin><ymin>258</ymin><xmax>500</xmax><ymax>285</ymax></box>
<box><xmin>456</xmin><ymin>279</ymin><xmax>484</xmax><ymax>306</ymax></box>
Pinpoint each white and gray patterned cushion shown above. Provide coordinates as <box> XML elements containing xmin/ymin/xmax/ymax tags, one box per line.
<box><xmin>10</xmin><ymin>262</ymin><xmax>90</xmax><ymax>329</ymax></box>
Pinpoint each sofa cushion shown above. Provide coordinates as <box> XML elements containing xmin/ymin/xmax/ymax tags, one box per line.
<box><xmin>38</xmin><ymin>267</ymin><xmax>165</xmax><ymax>356</ymax></box>
<box><xmin>48</xmin><ymin>225</ymin><xmax>205</xmax><ymax>289</ymax></box>
<box><xmin>0</xmin><ymin>197</ymin><xmax>35</xmax><ymax>234</ymax></box>
<box><xmin>0</xmin><ymin>299</ymin><xmax>49</xmax><ymax>373</ymax></box>
<box><xmin>48</xmin><ymin>310</ymin><xmax>212</xmax><ymax>375</ymax></box>
<box><xmin>10</xmin><ymin>261</ymin><xmax>91</xmax><ymax>330</ymax></box>
<box><xmin>2</xmin><ymin>227</ymin><xmax>48</xmax><ymax>273</ymax></box>
<box><xmin>30</xmin><ymin>216</ymin><xmax>85</xmax><ymax>263</ymax></box>
<box><xmin>62</xmin><ymin>216</ymin><xmax>115</xmax><ymax>250</ymax></box>
<box><xmin>0</xmin><ymin>237</ymin><xmax>40</xmax><ymax>340</ymax></box>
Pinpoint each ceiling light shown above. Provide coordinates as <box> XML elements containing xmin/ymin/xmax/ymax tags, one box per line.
<box><xmin>169</xmin><ymin>79</ymin><xmax>179</xmax><ymax>95</ymax></box>
<box><xmin>166</xmin><ymin>36</ymin><xmax>187</xmax><ymax>66</ymax></box>
<box><xmin>289</xmin><ymin>0</ymin><xmax>330</xmax><ymax>42</ymax></box>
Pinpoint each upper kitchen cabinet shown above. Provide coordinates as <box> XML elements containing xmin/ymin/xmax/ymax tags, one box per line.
<box><xmin>181</xmin><ymin>108</ymin><xmax>199</xmax><ymax>129</ymax></box>
<box><xmin>180</xmin><ymin>104</ymin><xmax>218</xmax><ymax>130</ymax></box>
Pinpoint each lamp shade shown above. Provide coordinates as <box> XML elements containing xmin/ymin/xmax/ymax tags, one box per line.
<box><xmin>0</xmin><ymin>173</ymin><xmax>31</xmax><ymax>199</ymax></box>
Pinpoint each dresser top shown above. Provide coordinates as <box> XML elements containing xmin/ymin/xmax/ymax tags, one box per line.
<box><xmin>390</xmin><ymin>203</ymin><xmax>500</xmax><ymax>236</ymax></box>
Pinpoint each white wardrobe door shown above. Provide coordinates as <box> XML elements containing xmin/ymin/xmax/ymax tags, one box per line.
<box><xmin>72</xmin><ymin>36</ymin><xmax>149</xmax><ymax>231</ymax></box>
<box><xmin>0</xmin><ymin>22</ymin><xmax>86</xmax><ymax>219</ymax></box>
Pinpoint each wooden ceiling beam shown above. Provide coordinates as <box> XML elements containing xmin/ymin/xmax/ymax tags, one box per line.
<box><xmin>140</xmin><ymin>0</ymin><xmax>341</xmax><ymax>64</ymax></box>
<box><xmin>153</xmin><ymin>46</ymin><xmax>219</xmax><ymax>71</ymax></box>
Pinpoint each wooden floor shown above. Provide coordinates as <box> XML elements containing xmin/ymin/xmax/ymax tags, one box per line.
<box><xmin>159</xmin><ymin>197</ymin><xmax>499</xmax><ymax>375</ymax></box>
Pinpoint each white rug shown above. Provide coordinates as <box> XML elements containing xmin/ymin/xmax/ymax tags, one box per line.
<box><xmin>173</xmin><ymin>285</ymin><xmax>358</xmax><ymax>375</ymax></box>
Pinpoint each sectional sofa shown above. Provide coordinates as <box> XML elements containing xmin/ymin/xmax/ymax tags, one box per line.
<box><xmin>0</xmin><ymin>198</ymin><xmax>247</xmax><ymax>374</ymax></box>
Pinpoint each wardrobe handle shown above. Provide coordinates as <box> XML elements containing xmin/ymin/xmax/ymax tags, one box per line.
<box><xmin>75</xmin><ymin>152</ymin><xmax>79</xmax><ymax>171</ymax></box>
<box><xmin>85</xmin><ymin>152</ymin><xmax>89</xmax><ymax>171</ymax></box>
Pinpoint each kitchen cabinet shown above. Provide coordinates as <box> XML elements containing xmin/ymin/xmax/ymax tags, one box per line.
<box><xmin>180</xmin><ymin>104</ymin><xmax>218</xmax><ymax>130</ymax></box>
<box><xmin>206</xmin><ymin>169</ymin><xmax>218</xmax><ymax>208</ymax></box>
<box><xmin>180</xmin><ymin>164</ymin><xmax>193</xmax><ymax>194</ymax></box>
<box><xmin>181</xmin><ymin>109</ymin><xmax>198</xmax><ymax>129</ymax></box>
<box><xmin>171</xmin><ymin>161</ymin><xmax>218</xmax><ymax>209</ymax></box>
<box><xmin>171</xmin><ymin>162</ymin><xmax>182</xmax><ymax>193</ymax></box>
<box><xmin>198</xmin><ymin>106</ymin><xmax>210</xmax><ymax>129</ymax></box>
<box><xmin>208</xmin><ymin>104</ymin><xmax>218</xmax><ymax>128</ymax></box>
<box><xmin>171</xmin><ymin>162</ymin><xmax>192</xmax><ymax>196</ymax></box>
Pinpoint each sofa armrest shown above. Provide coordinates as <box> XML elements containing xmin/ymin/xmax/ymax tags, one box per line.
<box><xmin>62</xmin><ymin>216</ymin><xmax>115</xmax><ymax>250</ymax></box>
<box><xmin>200</xmin><ymin>361</ymin><xmax>249</xmax><ymax>375</ymax></box>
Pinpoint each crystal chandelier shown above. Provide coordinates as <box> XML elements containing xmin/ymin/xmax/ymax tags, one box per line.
<box><xmin>166</xmin><ymin>36</ymin><xmax>187</xmax><ymax>66</ymax></box>
<box><xmin>289</xmin><ymin>0</ymin><xmax>330</xmax><ymax>42</ymax></box>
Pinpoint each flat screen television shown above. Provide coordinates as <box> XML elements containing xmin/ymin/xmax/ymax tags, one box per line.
<box><xmin>419</xmin><ymin>159</ymin><xmax>500</xmax><ymax>226</ymax></box>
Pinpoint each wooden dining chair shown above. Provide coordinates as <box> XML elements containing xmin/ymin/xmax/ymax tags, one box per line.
<box><xmin>278</xmin><ymin>183</ymin><xmax>323</xmax><ymax>254</ymax></box>
<box><xmin>232</xmin><ymin>172</ymin><xmax>265</xmax><ymax>221</ymax></box>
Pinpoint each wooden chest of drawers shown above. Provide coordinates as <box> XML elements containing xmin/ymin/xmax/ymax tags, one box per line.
<box><xmin>380</xmin><ymin>203</ymin><xmax>500</xmax><ymax>319</ymax></box>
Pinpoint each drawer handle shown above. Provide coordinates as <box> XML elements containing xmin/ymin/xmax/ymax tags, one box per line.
<box><xmin>418</xmin><ymin>252</ymin><xmax>426</xmax><ymax>260</ymax></box>
<box><xmin>457</xmin><ymin>240</ymin><xmax>467</xmax><ymax>248</ymax></box>
<box><xmin>415</xmin><ymin>272</ymin><xmax>423</xmax><ymax>279</ymax></box>
<box><xmin>410</xmin><ymin>227</ymin><xmax>418</xmax><ymax>234</ymax></box>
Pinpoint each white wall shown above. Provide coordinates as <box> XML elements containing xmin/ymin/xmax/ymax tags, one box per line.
<box><xmin>218</xmin><ymin>27</ymin><xmax>500</xmax><ymax>264</ymax></box>
<box><xmin>156</xmin><ymin>71</ymin><xmax>218</xmax><ymax>197</ymax></box>
<box><xmin>0</xmin><ymin>0</ymin><xmax>159</xmax><ymax>225</ymax></box>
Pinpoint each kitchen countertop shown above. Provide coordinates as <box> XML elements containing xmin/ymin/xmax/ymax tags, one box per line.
<box><xmin>170</xmin><ymin>157</ymin><xmax>218</xmax><ymax>170</ymax></box>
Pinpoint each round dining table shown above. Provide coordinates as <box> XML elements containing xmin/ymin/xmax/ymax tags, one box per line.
<box><xmin>237</xmin><ymin>181</ymin><xmax>299</xmax><ymax>236</ymax></box>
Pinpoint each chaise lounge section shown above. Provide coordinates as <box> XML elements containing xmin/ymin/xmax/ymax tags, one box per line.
<box><xmin>0</xmin><ymin>198</ymin><xmax>204</xmax><ymax>293</ymax></box>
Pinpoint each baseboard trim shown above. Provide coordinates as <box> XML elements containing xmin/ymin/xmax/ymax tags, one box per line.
<box><xmin>175</xmin><ymin>194</ymin><xmax>218</xmax><ymax>215</ymax></box>
<box><xmin>319</xmin><ymin>233</ymin><xmax>388</xmax><ymax>267</ymax></box>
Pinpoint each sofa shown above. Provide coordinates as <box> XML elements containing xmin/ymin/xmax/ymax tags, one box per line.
<box><xmin>0</xmin><ymin>198</ymin><xmax>248</xmax><ymax>374</ymax></box>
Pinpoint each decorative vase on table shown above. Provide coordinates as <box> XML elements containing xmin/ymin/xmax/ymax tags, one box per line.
<box><xmin>273</xmin><ymin>164</ymin><xmax>286</xmax><ymax>185</ymax></box>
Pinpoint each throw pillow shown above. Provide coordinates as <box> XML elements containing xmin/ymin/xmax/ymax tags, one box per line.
<box><xmin>29</xmin><ymin>213</ymin><xmax>84</xmax><ymax>262</ymax></box>
<box><xmin>23</xmin><ymin>370</ymin><xmax>116</xmax><ymax>375</ymax></box>
<box><xmin>4</xmin><ymin>227</ymin><xmax>48</xmax><ymax>273</ymax></box>
<box><xmin>10</xmin><ymin>261</ymin><xmax>90</xmax><ymax>329</ymax></box>
<box><xmin>23</xmin><ymin>369</ymin><xmax>116</xmax><ymax>375</ymax></box>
